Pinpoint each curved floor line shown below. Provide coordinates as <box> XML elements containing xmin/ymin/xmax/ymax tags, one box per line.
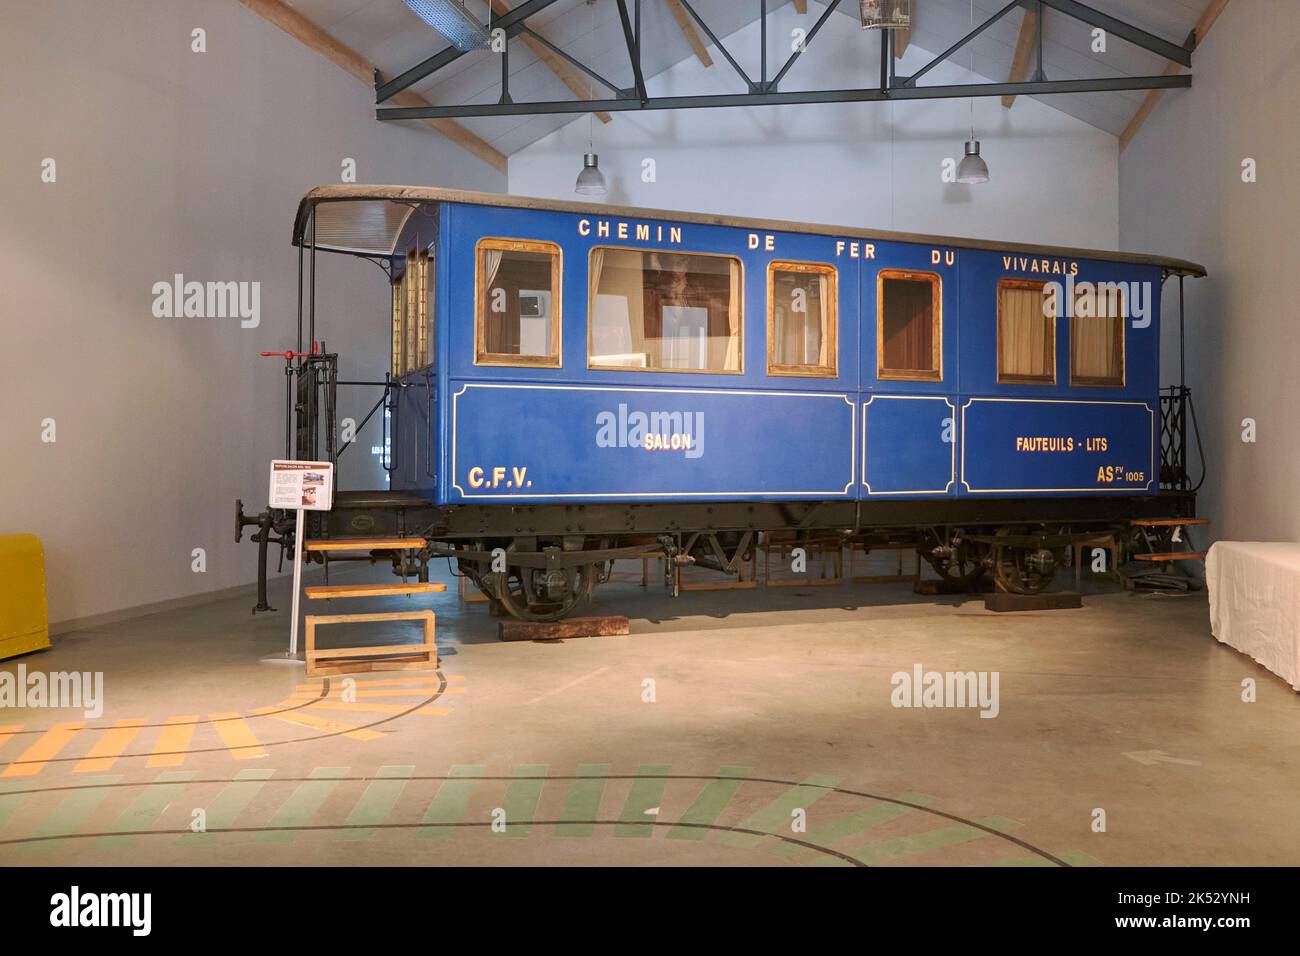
<box><xmin>0</xmin><ymin>820</ymin><xmax>865</xmax><ymax>865</ymax></box>
<box><xmin>0</xmin><ymin>673</ymin><xmax>447</xmax><ymax>769</ymax></box>
<box><xmin>0</xmin><ymin>768</ymin><xmax>1065</xmax><ymax>865</ymax></box>
<box><xmin>1</xmin><ymin>681</ymin><xmax>333</xmax><ymax>737</ymax></box>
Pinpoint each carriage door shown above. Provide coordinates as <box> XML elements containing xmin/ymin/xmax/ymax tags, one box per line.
<box><xmin>859</xmin><ymin>246</ymin><xmax>959</xmax><ymax>498</ymax></box>
<box><xmin>389</xmin><ymin>244</ymin><xmax>436</xmax><ymax>495</ymax></box>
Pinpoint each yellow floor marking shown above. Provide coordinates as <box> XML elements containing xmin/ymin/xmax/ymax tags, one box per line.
<box><xmin>310</xmin><ymin>700</ymin><xmax>452</xmax><ymax>716</ymax></box>
<box><xmin>208</xmin><ymin>713</ymin><xmax>268</xmax><ymax>760</ymax></box>
<box><xmin>1</xmin><ymin>722</ymin><xmax>84</xmax><ymax>777</ymax></box>
<box><xmin>0</xmin><ymin>724</ymin><xmax>23</xmax><ymax>749</ymax></box>
<box><xmin>294</xmin><ymin>678</ymin><xmax>442</xmax><ymax>687</ymax></box>
<box><xmin>288</xmin><ymin>688</ymin><xmax>458</xmax><ymax>701</ymax></box>
<box><xmin>415</xmin><ymin>706</ymin><xmax>453</xmax><ymax>716</ymax></box>
<box><xmin>268</xmin><ymin>711</ymin><xmax>384</xmax><ymax>741</ymax></box>
<box><xmin>74</xmin><ymin>719</ymin><xmax>146</xmax><ymax>773</ymax></box>
<box><xmin>147</xmin><ymin>715</ymin><xmax>198</xmax><ymax>768</ymax></box>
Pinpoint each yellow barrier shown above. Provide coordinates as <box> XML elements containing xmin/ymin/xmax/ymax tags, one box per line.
<box><xmin>0</xmin><ymin>534</ymin><xmax>51</xmax><ymax>660</ymax></box>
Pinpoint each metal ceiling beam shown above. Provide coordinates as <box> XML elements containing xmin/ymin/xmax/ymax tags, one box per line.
<box><xmin>1032</xmin><ymin>0</ymin><xmax>1193</xmax><ymax>68</ymax></box>
<box><xmin>375</xmin><ymin>0</ymin><xmax>561</xmax><ymax>104</ymax></box>
<box><xmin>615</xmin><ymin>0</ymin><xmax>648</xmax><ymax>105</ymax></box>
<box><xmin>377</xmin><ymin>73</ymin><xmax>1192</xmax><ymax>120</ymax></box>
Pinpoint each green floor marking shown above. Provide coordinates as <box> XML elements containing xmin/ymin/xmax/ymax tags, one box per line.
<box><xmin>342</xmin><ymin>765</ymin><xmax>413</xmax><ymax>841</ymax></box>
<box><xmin>419</xmin><ymin>764</ymin><xmax>484</xmax><ymax>839</ymax></box>
<box><xmin>768</xmin><ymin>792</ymin><xmax>934</xmax><ymax>862</ymax></box>
<box><xmin>666</xmin><ymin>766</ymin><xmax>750</xmax><ymax>841</ymax></box>
<box><xmin>721</xmin><ymin>773</ymin><xmax>839</xmax><ymax>849</ymax></box>
<box><xmin>1058</xmin><ymin>849</ymin><xmax>1099</xmax><ymax>867</ymax></box>
<box><xmin>499</xmin><ymin>765</ymin><xmax>548</xmax><ymax>838</ymax></box>
<box><xmin>99</xmin><ymin>770</ymin><xmax>196</xmax><ymax>848</ymax></box>
<box><xmin>0</xmin><ymin>791</ymin><xmax>28</xmax><ymax>831</ymax></box>
<box><xmin>554</xmin><ymin>764</ymin><xmax>609</xmax><ymax>837</ymax></box>
<box><xmin>614</xmin><ymin>764</ymin><xmax>672</xmax><ymax>838</ymax></box>
<box><xmin>988</xmin><ymin>854</ymin><xmax>1057</xmax><ymax>867</ymax></box>
<box><xmin>987</xmin><ymin>853</ymin><xmax>1092</xmax><ymax>868</ymax></box>
<box><xmin>179</xmin><ymin>768</ymin><xmax>275</xmax><ymax>845</ymax></box>
<box><xmin>17</xmin><ymin>774</ymin><xmax>122</xmax><ymax>856</ymax></box>
<box><xmin>257</xmin><ymin>767</ymin><xmax>348</xmax><ymax>844</ymax></box>
<box><xmin>819</xmin><ymin>815</ymin><xmax>1021</xmax><ymax>867</ymax></box>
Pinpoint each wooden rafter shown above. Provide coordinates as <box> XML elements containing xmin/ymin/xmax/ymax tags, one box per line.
<box><xmin>665</xmin><ymin>0</ymin><xmax>714</xmax><ymax>67</ymax></box>
<box><xmin>1002</xmin><ymin>7</ymin><xmax>1039</xmax><ymax>108</ymax></box>
<box><xmin>237</xmin><ymin>0</ymin><xmax>507</xmax><ymax>173</ymax></box>
<box><xmin>1120</xmin><ymin>0</ymin><xmax>1230</xmax><ymax>151</ymax></box>
<box><xmin>490</xmin><ymin>0</ymin><xmax>613</xmax><ymax>122</ymax></box>
<box><xmin>894</xmin><ymin>19</ymin><xmax>912</xmax><ymax>59</ymax></box>
<box><xmin>793</xmin><ymin>0</ymin><xmax>808</xmax><ymax>13</ymax></box>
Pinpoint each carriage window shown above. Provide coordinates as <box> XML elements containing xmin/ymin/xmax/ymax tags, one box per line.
<box><xmin>404</xmin><ymin>250</ymin><xmax>419</xmax><ymax>372</ymax></box>
<box><xmin>475</xmin><ymin>238</ymin><xmax>562</xmax><ymax>367</ymax></box>
<box><xmin>390</xmin><ymin>280</ymin><xmax>403</xmax><ymax>378</ymax></box>
<box><xmin>997</xmin><ymin>279</ymin><xmax>1056</xmax><ymax>385</ymax></box>
<box><xmin>768</xmin><ymin>262</ymin><xmax>837</xmax><ymax>376</ymax></box>
<box><xmin>1070</xmin><ymin>285</ymin><xmax>1125</xmax><ymax>387</ymax></box>
<box><xmin>415</xmin><ymin>247</ymin><xmax>432</xmax><ymax>370</ymax></box>
<box><xmin>878</xmin><ymin>270</ymin><xmax>941</xmax><ymax>381</ymax></box>
<box><xmin>588</xmin><ymin>247</ymin><xmax>742</xmax><ymax>373</ymax></box>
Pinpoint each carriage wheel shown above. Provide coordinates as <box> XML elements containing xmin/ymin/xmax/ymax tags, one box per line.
<box><xmin>492</xmin><ymin>564</ymin><xmax>596</xmax><ymax>622</ymax></box>
<box><xmin>920</xmin><ymin>543</ymin><xmax>987</xmax><ymax>590</ymax></box>
<box><xmin>991</xmin><ymin>527</ymin><xmax>1056</xmax><ymax>595</ymax></box>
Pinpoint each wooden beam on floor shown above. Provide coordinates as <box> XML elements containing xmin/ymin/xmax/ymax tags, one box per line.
<box><xmin>490</xmin><ymin>0</ymin><xmax>613</xmax><ymax>122</ymax></box>
<box><xmin>237</xmin><ymin>0</ymin><xmax>508</xmax><ymax>174</ymax></box>
<box><xmin>1002</xmin><ymin>7</ymin><xmax>1039</xmax><ymax>108</ymax></box>
<box><xmin>1119</xmin><ymin>0</ymin><xmax>1230</xmax><ymax>152</ymax></box>
<box><xmin>665</xmin><ymin>0</ymin><xmax>714</xmax><ymax>67</ymax></box>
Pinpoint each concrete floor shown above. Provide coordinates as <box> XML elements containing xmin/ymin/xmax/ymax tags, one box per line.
<box><xmin>1</xmin><ymin>561</ymin><xmax>1297</xmax><ymax>867</ymax></box>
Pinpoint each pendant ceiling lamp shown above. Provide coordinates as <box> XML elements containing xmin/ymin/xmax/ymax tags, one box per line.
<box><xmin>956</xmin><ymin>0</ymin><xmax>990</xmax><ymax>184</ymax></box>
<box><xmin>574</xmin><ymin>1</ymin><xmax>607</xmax><ymax>197</ymax></box>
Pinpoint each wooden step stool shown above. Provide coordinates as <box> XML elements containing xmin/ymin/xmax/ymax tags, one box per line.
<box><xmin>302</xmin><ymin>536</ymin><xmax>444</xmax><ymax>676</ymax></box>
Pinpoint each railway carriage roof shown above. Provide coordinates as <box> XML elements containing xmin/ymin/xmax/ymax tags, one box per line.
<box><xmin>292</xmin><ymin>185</ymin><xmax>1207</xmax><ymax>278</ymax></box>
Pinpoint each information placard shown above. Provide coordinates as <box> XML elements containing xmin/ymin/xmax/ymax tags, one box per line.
<box><xmin>269</xmin><ymin>460</ymin><xmax>334</xmax><ymax>511</ymax></box>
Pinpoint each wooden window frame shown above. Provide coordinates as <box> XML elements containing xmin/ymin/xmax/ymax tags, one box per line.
<box><xmin>474</xmin><ymin>237</ymin><xmax>563</xmax><ymax>368</ymax></box>
<box><xmin>877</xmin><ymin>269</ymin><xmax>943</xmax><ymax>382</ymax></box>
<box><xmin>996</xmin><ymin>278</ymin><xmax>1058</xmax><ymax>386</ymax></box>
<box><xmin>1069</xmin><ymin>286</ymin><xmax>1126</xmax><ymax>388</ymax></box>
<box><xmin>586</xmin><ymin>245</ymin><xmax>745</xmax><ymax>375</ymax></box>
<box><xmin>766</xmin><ymin>260</ymin><xmax>838</xmax><ymax>378</ymax></box>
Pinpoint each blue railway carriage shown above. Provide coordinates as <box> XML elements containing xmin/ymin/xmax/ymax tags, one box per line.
<box><xmin>236</xmin><ymin>185</ymin><xmax>1207</xmax><ymax>620</ymax></box>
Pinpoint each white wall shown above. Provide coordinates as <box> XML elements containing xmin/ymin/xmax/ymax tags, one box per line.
<box><xmin>1119</xmin><ymin>0</ymin><xmax>1296</xmax><ymax>543</ymax></box>
<box><xmin>0</xmin><ymin>0</ymin><xmax>504</xmax><ymax>626</ymax></box>
<box><xmin>509</xmin><ymin>4</ymin><xmax>1119</xmax><ymax>249</ymax></box>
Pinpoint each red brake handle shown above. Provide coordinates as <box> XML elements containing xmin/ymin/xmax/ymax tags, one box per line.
<box><xmin>259</xmin><ymin>342</ymin><xmax>320</xmax><ymax>361</ymax></box>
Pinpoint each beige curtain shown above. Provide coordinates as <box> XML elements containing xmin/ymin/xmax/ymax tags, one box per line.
<box><xmin>815</xmin><ymin>274</ymin><xmax>830</xmax><ymax>367</ymax></box>
<box><xmin>724</xmin><ymin>261</ymin><xmax>740</xmax><ymax>371</ymax></box>
<box><xmin>483</xmin><ymin>249</ymin><xmax>503</xmax><ymax>289</ymax></box>
<box><xmin>588</xmin><ymin>247</ymin><xmax>604</xmax><ymax>332</ymax></box>
<box><xmin>999</xmin><ymin>284</ymin><xmax>1052</xmax><ymax>379</ymax></box>
<box><xmin>1072</xmin><ymin>288</ymin><xmax>1123</xmax><ymax>382</ymax></box>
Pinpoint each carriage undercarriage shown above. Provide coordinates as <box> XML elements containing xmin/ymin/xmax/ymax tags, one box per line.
<box><xmin>237</xmin><ymin>491</ymin><xmax>1198</xmax><ymax>621</ymax></box>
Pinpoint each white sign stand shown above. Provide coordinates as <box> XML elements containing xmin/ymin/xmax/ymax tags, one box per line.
<box><xmin>261</xmin><ymin>460</ymin><xmax>335</xmax><ymax>667</ymax></box>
